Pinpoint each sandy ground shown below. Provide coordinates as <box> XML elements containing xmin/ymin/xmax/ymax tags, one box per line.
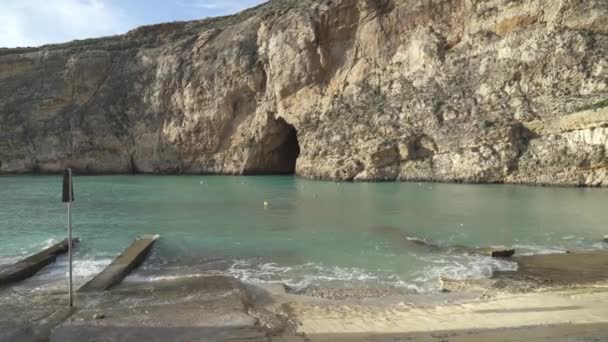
<box><xmin>272</xmin><ymin>286</ymin><xmax>608</xmax><ymax>341</ymax></box>
<box><xmin>273</xmin><ymin>323</ymin><xmax>608</xmax><ymax>342</ymax></box>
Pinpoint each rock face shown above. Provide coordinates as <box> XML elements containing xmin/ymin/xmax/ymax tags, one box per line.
<box><xmin>1</xmin><ymin>0</ymin><xmax>607</xmax><ymax>185</ymax></box>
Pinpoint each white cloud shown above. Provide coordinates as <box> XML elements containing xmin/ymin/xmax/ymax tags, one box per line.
<box><xmin>0</xmin><ymin>0</ymin><xmax>133</xmax><ymax>48</ymax></box>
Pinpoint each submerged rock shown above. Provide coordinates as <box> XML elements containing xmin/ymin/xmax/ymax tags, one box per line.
<box><xmin>1</xmin><ymin>0</ymin><xmax>608</xmax><ymax>185</ymax></box>
<box><xmin>495</xmin><ymin>251</ymin><xmax>608</xmax><ymax>285</ymax></box>
<box><xmin>294</xmin><ymin>286</ymin><xmax>410</xmax><ymax>300</ymax></box>
<box><xmin>403</xmin><ymin>235</ymin><xmax>515</xmax><ymax>258</ymax></box>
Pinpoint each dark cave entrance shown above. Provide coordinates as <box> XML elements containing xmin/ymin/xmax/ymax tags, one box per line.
<box><xmin>268</xmin><ymin>118</ymin><xmax>300</xmax><ymax>175</ymax></box>
<box><xmin>243</xmin><ymin>117</ymin><xmax>300</xmax><ymax>175</ymax></box>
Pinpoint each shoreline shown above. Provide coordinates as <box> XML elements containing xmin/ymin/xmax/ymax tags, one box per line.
<box><xmin>3</xmin><ymin>241</ymin><xmax>606</xmax><ymax>297</ymax></box>
<box><xmin>18</xmin><ymin>276</ymin><xmax>608</xmax><ymax>341</ymax></box>
<box><xmin>1</xmin><ymin>173</ymin><xmax>608</xmax><ymax>188</ymax></box>
<box><xmin>261</xmin><ymin>251</ymin><xmax>608</xmax><ymax>339</ymax></box>
<box><xmin>1</xmin><ymin>251</ymin><xmax>607</xmax><ymax>341</ymax></box>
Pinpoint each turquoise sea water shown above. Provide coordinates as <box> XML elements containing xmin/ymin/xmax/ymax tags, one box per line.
<box><xmin>0</xmin><ymin>175</ymin><xmax>606</xmax><ymax>292</ymax></box>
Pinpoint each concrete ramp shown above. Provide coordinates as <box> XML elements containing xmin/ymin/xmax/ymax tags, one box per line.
<box><xmin>504</xmin><ymin>251</ymin><xmax>608</xmax><ymax>284</ymax></box>
<box><xmin>0</xmin><ymin>239</ymin><xmax>77</xmax><ymax>286</ymax></box>
<box><xmin>403</xmin><ymin>235</ymin><xmax>515</xmax><ymax>258</ymax></box>
<box><xmin>78</xmin><ymin>235</ymin><xmax>159</xmax><ymax>292</ymax></box>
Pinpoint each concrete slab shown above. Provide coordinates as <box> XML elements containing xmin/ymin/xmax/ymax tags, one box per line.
<box><xmin>0</xmin><ymin>239</ymin><xmax>77</xmax><ymax>287</ymax></box>
<box><xmin>52</xmin><ymin>276</ymin><xmax>268</xmax><ymax>342</ymax></box>
<box><xmin>499</xmin><ymin>251</ymin><xmax>608</xmax><ymax>284</ymax></box>
<box><xmin>78</xmin><ymin>235</ymin><xmax>158</xmax><ymax>292</ymax></box>
<box><xmin>403</xmin><ymin>235</ymin><xmax>515</xmax><ymax>257</ymax></box>
<box><xmin>286</xmin><ymin>323</ymin><xmax>608</xmax><ymax>342</ymax></box>
<box><xmin>0</xmin><ymin>300</ymin><xmax>75</xmax><ymax>342</ymax></box>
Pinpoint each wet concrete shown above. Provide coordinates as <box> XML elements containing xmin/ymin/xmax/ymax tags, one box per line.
<box><xmin>53</xmin><ymin>276</ymin><xmax>269</xmax><ymax>342</ymax></box>
<box><xmin>403</xmin><ymin>235</ymin><xmax>516</xmax><ymax>258</ymax></box>
<box><xmin>0</xmin><ymin>280</ymin><xmax>77</xmax><ymax>342</ymax></box>
<box><xmin>0</xmin><ymin>275</ymin><xmax>273</xmax><ymax>342</ymax></box>
<box><xmin>1</xmin><ymin>267</ymin><xmax>608</xmax><ymax>341</ymax></box>
<box><xmin>0</xmin><ymin>238</ymin><xmax>77</xmax><ymax>287</ymax></box>
<box><xmin>497</xmin><ymin>251</ymin><xmax>608</xmax><ymax>285</ymax></box>
<box><xmin>79</xmin><ymin>235</ymin><xmax>158</xmax><ymax>292</ymax></box>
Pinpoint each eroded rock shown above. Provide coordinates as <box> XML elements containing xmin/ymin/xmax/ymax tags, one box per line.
<box><xmin>1</xmin><ymin>0</ymin><xmax>607</xmax><ymax>185</ymax></box>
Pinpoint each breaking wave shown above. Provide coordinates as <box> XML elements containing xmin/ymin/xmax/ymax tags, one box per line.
<box><xmin>14</xmin><ymin>242</ymin><xmax>599</xmax><ymax>295</ymax></box>
<box><xmin>35</xmin><ymin>257</ymin><xmax>113</xmax><ymax>280</ymax></box>
<box><xmin>125</xmin><ymin>254</ymin><xmax>519</xmax><ymax>294</ymax></box>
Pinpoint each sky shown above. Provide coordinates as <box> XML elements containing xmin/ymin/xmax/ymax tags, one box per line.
<box><xmin>0</xmin><ymin>0</ymin><xmax>268</xmax><ymax>48</ymax></box>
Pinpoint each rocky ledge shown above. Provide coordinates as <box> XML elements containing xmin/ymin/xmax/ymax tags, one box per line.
<box><xmin>1</xmin><ymin>0</ymin><xmax>607</xmax><ymax>185</ymax></box>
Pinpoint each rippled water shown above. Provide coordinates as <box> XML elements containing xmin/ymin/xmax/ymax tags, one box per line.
<box><xmin>0</xmin><ymin>175</ymin><xmax>606</xmax><ymax>292</ymax></box>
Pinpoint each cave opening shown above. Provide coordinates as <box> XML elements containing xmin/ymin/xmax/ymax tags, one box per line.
<box><xmin>243</xmin><ymin>117</ymin><xmax>301</xmax><ymax>176</ymax></box>
<box><xmin>270</xmin><ymin>118</ymin><xmax>300</xmax><ymax>175</ymax></box>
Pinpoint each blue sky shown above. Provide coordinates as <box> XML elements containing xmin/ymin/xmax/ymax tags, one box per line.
<box><xmin>0</xmin><ymin>0</ymin><xmax>268</xmax><ymax>48</ymax></box>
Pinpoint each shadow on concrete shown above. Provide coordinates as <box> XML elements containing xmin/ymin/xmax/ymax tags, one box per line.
<box><xmin>51</xmin><ymin>325</ymin><xmax>269</xmax><ymax>342</ymax></box>
<box><xmin>289</xmin><ymin>322</ymin><xmax>608</xmax><ymax>342</ymax></box>
<box><xmin>474</xmin><ymin>305</ymin><xmax>582</xmax><ymax>314</ymax></box>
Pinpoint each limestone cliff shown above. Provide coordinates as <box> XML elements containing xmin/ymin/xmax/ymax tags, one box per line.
<box><xmin>1</xmin><ymin>0</ymin><xmax>607</xmax><ymax>185</ymax></box>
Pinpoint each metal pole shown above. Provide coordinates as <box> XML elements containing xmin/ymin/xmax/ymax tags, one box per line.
<box><xmin>67</xmin><ymin>168</ymin><xmax>73</xmax><ymax>307</ymax></box>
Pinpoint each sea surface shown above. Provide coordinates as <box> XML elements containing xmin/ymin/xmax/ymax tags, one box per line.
<box><xmin>0</xmin><ymin>175</ymin><xmax>606</xmax><ymax>293</ymax></box>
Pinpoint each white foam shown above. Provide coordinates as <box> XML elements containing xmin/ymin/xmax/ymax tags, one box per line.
<box><xmin>126</xmin><ymin>273</ymin><xmax>206</xmax><ymax>283</ymax></box>
<box><xmin>221</xmin><ymin>260</ymin><xmax>385</xmax><ymax>290</ymax></box>
<box><xmin>41</xmin><ymin>238</ymin><xmax>59</xmax><ymax>249</ymax></box>
<box><xmin>0</xmin><ymin>239</ymin><xmax>61</xmax><ymax>266</ymax></box>
<box><xmin>0</xmin><ymin>256</ymin><xmax>21</xmax><ymax>265</ymax></box>
<box><xmin>512</xmin><ymin>244</ymin><xmax>568</xmax><ymax>256</ymax></box>
<box><xmin>118</xmin><ymin>254</ymin><xmax>522</xmax><ymax>294</ymax></box>
<box><xmin>36</xmin><ymin>258</ymin><xmax>113</xmax><ymax>280</ymax></box>
<box><xmin>411</xmin><ymin>255</ymin><xmax>518</xmax><ymax>292</ymax></box>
